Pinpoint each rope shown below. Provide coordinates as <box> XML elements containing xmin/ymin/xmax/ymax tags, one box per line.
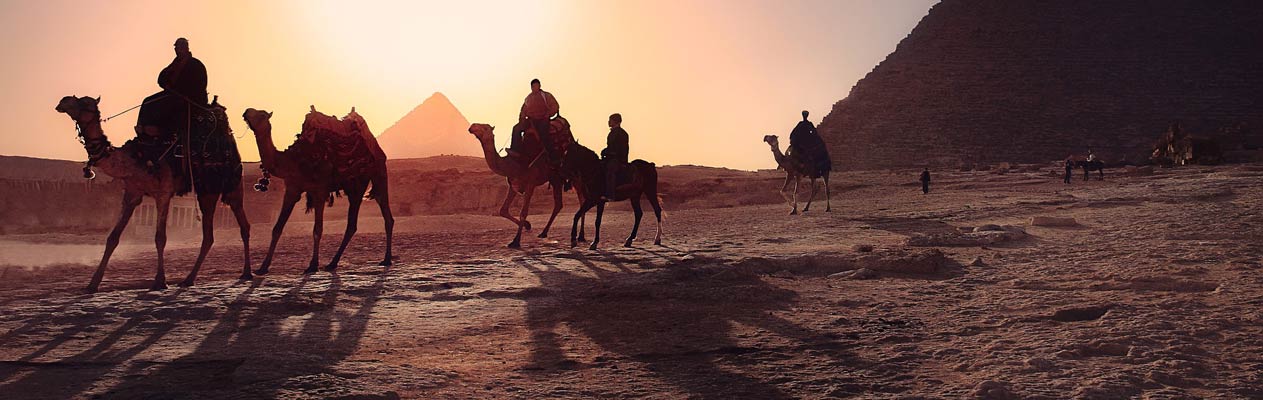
<box><xmin>183</xmin><ymin>102</ymin><xmax>202</xmax><ymax>222</ymax></box>
<box><xmin>100</xmin><ymin>94</ymin><xmax>167</xmax><ymax>123</ymax></box>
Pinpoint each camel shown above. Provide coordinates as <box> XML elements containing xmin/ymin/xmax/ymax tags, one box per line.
<box><xmin>560</xmin><ymin>142</ymin><xmax>663</xmax><ymax>250</ymax></box>
<box><xmin>468</xmin><ymin>122</ymin><xmax>569</xmax><ymax>248</ymax></box>
<box><xmin>763</xmin><ymin>135</ymin><xmax>831</xmax><ymax>214</ymax></box>
<box><xmin>241</xmin><ymin>107</ymin><xmax>394</xmax><ymax>275</ymax></box>
<box><xmin>1074</xmin><ymin>159</ymin><xmax>1106</xmax><ymax>180</ymax></box>
<box><xmin>55</xmin><ymin>95</ymin><xmax>251</xmax><ymax>293</ymax></box>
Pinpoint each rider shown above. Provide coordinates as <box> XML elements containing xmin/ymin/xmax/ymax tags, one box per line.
<box><xmin>136</xmin><ymin>38</ymin><xmax>208</xmax><ymax>139</ymax></box>
<box><xmin>602</xmin><ymin>113</ymin><xmax>629</xmax><ymax>201</ymax></box>
<box><xmin>788</xmin><ymin>110</ymin><xmax>829</xmax><ymax>171</ymax></box>
<box><xmin>519</xmin><ymin>78</ymin><xmax>561</xmax><ymax>165</ymax></box>
<box><xmin>1086</xmin><ymin>148</ymin><xmax>1097</xmax><ymax>162</ymax></box>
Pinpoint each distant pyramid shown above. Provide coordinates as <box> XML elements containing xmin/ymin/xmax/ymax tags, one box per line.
<box><xmin>377</xmin><ymin>92</ymin><xmax>476</xmax><ymax>159</ymax></box>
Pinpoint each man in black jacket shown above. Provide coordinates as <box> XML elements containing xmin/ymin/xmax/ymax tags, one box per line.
<box><xmin>602</xmin><ymin>113</ymin><xmax>629</xmax><ymax>200</ymax></box>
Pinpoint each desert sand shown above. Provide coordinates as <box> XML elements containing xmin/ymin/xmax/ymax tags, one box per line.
<box><xmin>1</xmin><ymin>163</ymin><xmax>1261</xmax><ymax>399</ymax></box>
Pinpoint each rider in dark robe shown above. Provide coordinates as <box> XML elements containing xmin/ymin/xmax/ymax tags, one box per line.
<box><xmin>788</xmin><ymin>110</ymin><xmax>830</xmax><ymax>173</ymax></box>
<box><xmin>602</xmin><ymin>113</ymin><xmax>629</xmax><ymax>200</ymax></box>
<box><xmin>136</xmin><ymin>38</ymin><xmax>208</xmax><ymax>139</ymax></box>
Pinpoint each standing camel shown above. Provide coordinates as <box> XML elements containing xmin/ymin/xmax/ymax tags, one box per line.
<box><xmin>468</xmin><ymin>122</ymin><xmax>569</xmax><ymax>248</ymax></box>
<box><xmin>560</xmin><ymin>142</ymin><xmax>662</xmax><ymax>250</ymax></box>
<box><xmin>241</xmin><ymin>107</ymin><xmax>394</xmax><ymax>275</ymax></box>
<box><xmin>763</xmin><ymin>135</ymin><xmax>831</xmax><ymax>214</ymax></box>
<box><xmin>56</xmin><ymin>95</ymin><xmax>251</xmax><ymax>293</ymax></box>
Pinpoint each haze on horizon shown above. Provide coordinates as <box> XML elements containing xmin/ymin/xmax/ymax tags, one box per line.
<box><xmin>0</xmin><ymin>0</ymin><xmax>935</xmax><ymax>171</ymax></box>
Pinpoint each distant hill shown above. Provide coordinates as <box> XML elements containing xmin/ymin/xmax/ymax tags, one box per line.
<box><xmin>376</xmin><ymin>92</ymin><xmax>477</xmax><ymax>159</ymax></box>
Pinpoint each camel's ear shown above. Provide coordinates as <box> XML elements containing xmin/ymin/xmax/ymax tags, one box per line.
<box><xmin>94</xmin><ymin>96</ymin><xmax>101</xmax><ymax>103</ymax></box>
<box><xmin>267</xmin><ymin>111</ymin><xmax>274</xmax><ymax>117</ymax></box>
<box><xmin>490</xmin><ymin>125</ymin><xmax>495</xmax><ymax>130</ymax></box>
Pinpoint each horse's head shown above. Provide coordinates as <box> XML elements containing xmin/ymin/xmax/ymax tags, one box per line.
<box><xmin>55</xmin><ymin>95</ymin><xmax>101</xmax><ymax>124</ymax></box>
<box><xmin>241</xmin><ymin>108</ymin><xmax>273</xmax><ymax>133</ymax></box>
<box><xmin>762</xmin><ymin>134</ymin><xmax>779</xmax><ymax>146</ymax></box>
<box><xmin>468</xmin><ymin>123</ymin><xmax>495</xmax><ymax>142</ymax></box>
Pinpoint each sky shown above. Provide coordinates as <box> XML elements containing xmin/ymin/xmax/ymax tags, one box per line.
<box><xmin>0</xmin><ymin>0</ymin><xmax>936</xmax><ymax>171</ymax></box>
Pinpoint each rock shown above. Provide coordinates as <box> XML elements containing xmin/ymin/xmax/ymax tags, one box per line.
<box><xmin>847</xmin><ymin>268</ymin><xmax>877</xmax><ymax>280</ymax></box>
<box><xmin>974</xmin><ymin>224</ymin><xmax>1003</xmax><ymax>232</ymax></box>
<box><xmin>855</xmin><ymin>249</ymin><xmax>948</xmax><ymax>274</ymax></box>
<box><xmin>907</xmin><ymin>226</ymin><xmax>1027</xmax><ymax>247</ymax></box>
<box><xmin>1031</xmin><ymin>216</ymin><xmax>1079</xmax><ymax>227</ymax></box>
<box><xmin>974</xmin><ymin>380</ymin><xmax>1019</xmax><ymax>400</ymax></box>
<box><xmin>852</xmin><ymin>244</ymin><xmax>875</xmax><ymax>253</ymax></box>
<box><xmin>970</xmin><ymin>256</ymin><xmax>987</xmax><ymax>267</ymax></box>
<box><xmin>768</xmin><ymin>270</ymin><xmax>794</xmax><ymax>278</ymax></box>
<box><xmin>1025</xmin><ymin>357</ymin><xmax>1054</xmax><ymax>371</ymax></box>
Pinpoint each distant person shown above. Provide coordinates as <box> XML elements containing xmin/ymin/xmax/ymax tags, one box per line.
<box><xmin>137</xmin><ymin>37</ymin><xmax>208</xmax><ymax>138</ymax></box>
<box><xmin>1086</xmin><ymin>148</ymin><xmax>1097</xmax><ymax>162</ymax></box>
<box><xmin>602</xmin><ymin>113</ymin><xmax>629</xmax><ymax>200</ymax></box>
<box><xmin>1063</xmin><ymin>159</ymin><xmax>1073</xmax><ymax>184</ymax></box>
<box><xmin>920</xmin><ymin>167</ymin><xmax>931</xmax><ymax>194</ymax></box>
<box><xmin>519</xmin><ymin>78</ymin><xmax>561</xmax><ymax>164</ymax></box>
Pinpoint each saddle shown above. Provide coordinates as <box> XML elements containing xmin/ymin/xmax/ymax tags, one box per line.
<box><xmin>127</xmin><ymin>97</ymin><xmax>242</xmax><ymax>195</ymax></box>
<box><xmin>288</xmin><ymin>107</ymin><xmax>381</xmax><ymax>191</ymax></box>
<box><xmin>509</xmin><ymin>116</ymin><xmax>573</xmax><ymax>167</ymax></box>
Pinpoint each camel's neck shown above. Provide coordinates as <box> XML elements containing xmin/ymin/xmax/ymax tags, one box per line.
<box><xmin>252</xmin><ymin>127</ymin><xmax>283</xmax><ymax>174</ymax></box>
<box><xmin>476</xmin><ymin>134</ymin><xmax>514</xmax><ymax>177</ymax></box>
<box><xmin>767</xmin><ymin>143</ymin><xmax>787</xmax><ymax>167</ymax></box>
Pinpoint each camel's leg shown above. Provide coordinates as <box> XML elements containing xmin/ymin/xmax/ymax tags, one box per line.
<box><xmin>824</xmin><ymin>173</ymin><xmax>832</xmax><ymax>212</ymax></box>
<box><xmin>508</xmin><ymin>188</ymin><xmax>534</xmax><ymax>249</ymax></box>
<box><xmin>225</xmin><ymin>188</ymin><xmax>253</xmax><ymax>280</ymax></box>
<box><xmin>257</xmin><ymin>189</ymin><xmax>302</xmax><ymax>275</ymax></box>
<box><xmin>181</xmin><ymin>193</ymin><xmax>220</xmax><ymax>287</ymax></box>
<box><xmin>498</xmin><ymin>189</ymin><xmax>531</xmax><ymax>231</ymax></box>
<box><xmin>589</xmin><ymin>201</ymin><xmax>605</xmax><ymax>251</ymax></box>
<box><xmin>150</xmin><ymin>194</ymin><xmax>173</xmax><ymax>291</ymax></box>
<box><xmin>790</xmin><ymin>177</ymin><xmax>800</xmax><ymax>215</ymax></box>
<box><xmin>305</xmin><ymin>192</ymin><xmax>327</xmax><ymax>274</ymax></box>
<box><xmin>371</xmin><ymin>176</ymin><xmax>395</xmax><ymax>266</ymax></box>
<box><xmin>1098</xmin><ymin>168</ymin><xmax>1104</xmax><ymax>180</ymax></box>
<box><xmin>648</xmin><ymin>194</ymin><xmax>664</xmax><ymax>246</ymax></box>
<box><xmin>570</xmin><ymin>201</ymin><xmax>595</xmax><ymax>248</ymax></box>
<box><xmin>87</xmin><ymin>191</ymin><xmax>144</xmax><ymax>293</ymax></box>
<box><xmin>624</xmin><ymin>194</ymin><xmax>644</xmax><ymax>247</ymax></box>
<box><xmin>779</xmin><ymin>174</ymin><xmax>794</xmax><ymax>211</ymax></box>
<box><xmin>803</xmin><ymin>177</ymin><xmax>819</xmax><ymax>212</ymax></box>
<box><xmin>327</xmin><ymin>186</ymin><xmax>366</xmax><ymax>272</ymax></box>
<box><xmin>538</xmin><ymin>182</ymin><xmax>563</xmax><ymax>239</ymax></box>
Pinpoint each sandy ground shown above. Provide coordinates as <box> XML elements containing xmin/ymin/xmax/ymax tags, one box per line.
<box><xmin>1</xmin><ymin>164</ymin><xmax>1262</xmax><ymax>399</ymax></box>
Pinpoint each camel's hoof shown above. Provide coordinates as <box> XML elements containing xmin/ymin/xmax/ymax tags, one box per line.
<box><xmin>150</xmin><ymin>281</ymin><xmax>168</xmax><ymax>291</ymax></box>
<box><xmin>537</xmin><ymin>231</ymin><xmax>548</xmax><ymax>239</ymax></box>
<box><xmin>570</xmin><ymin>240</ymin><xmax>578</xmax><ymax>248</ymax></box>
<box><xmin>826</xmin><ymin>208</ymin><xmax>832</xmax><ymax>213</ymax></box>
<box><xmin>85</xmin><ymin>285</ymin><xmax>99</xmax><ymax>294</ymax></box>
<box><xmin>789</xmin><ymin>210</ymin><xmax>799</xmax><ymax>215</ymax></box>
<box><xmin>654</xmin><ymin>240</ymin><xmax>662</xmax><ymax>246</ymax></box>
<box><xmin>325</xmin><ymin>263</ymin><xmax>339</xmax><ymax>272</ymax></box>
<box><xmin>303</xmin><ymin>264</ymin><xmax>319</xmax><ymax>274</ymax></box>
<box><xmin>378</xmin><ymin>259</ymin><xmax>393</xmax><ymax>267</ymax></box>
<box><xmin>507</xmin><ymin>241</ymin><xmax>521</xmax><ymax>249</ymax></box>
<box><xmin>577</xmin><ymin>236</ymin><xmax>587</xmax><ymax>242</ymax></box>
<box><xmin>253</xmin><ymin>268</ymin><xmax>269</xmax><ymax>276</ymax></box>
<box><xmin>623</xmin><ymin>240</ymin><xmax>633</xmax><ymax>248</ymax></box>
<box><xmin>588</xmin><ymin>243</ymin><xmax>598</xmax><ymax>251</ymax></box>
<box><xmin>523</xmin><ymin>223</ymin><xmax>533</xmax><ymax>232</ymax></box>
<box><xmin>178</xmin><ymin>279</ymin><xmax>195</xmax><ymax>288</ymax></box>
<box><xmin>239</xmin><ymin>272</ymin><xmax>254</xmax><ymax>281</ymax></box>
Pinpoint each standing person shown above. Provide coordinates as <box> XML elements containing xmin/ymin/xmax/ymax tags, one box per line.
<box><xmin>602</xmin><ymin>113</ymin><xmax>629</xmax><ymax>201</ymax></box>
<box><xmin>1063</xmin><ymin>160</ymin><xmax>1074</xmax><ymax>184</ymax></box>
<box><xmin>519</xmin><ymin>78</ymin><xmax>561</xmax><ymax>164</ymax></box>
<box><xmin>137</xmin><ymin>37</ymin><xmax>208</xmax><ymax>138</ymax></box>
<box><xmin>920</xmin><ymin>167</ymin><xmax>931</xmax><ymax>194</ymax></box>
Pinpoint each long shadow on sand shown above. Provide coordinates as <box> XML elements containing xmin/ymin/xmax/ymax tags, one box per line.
<box><xmin>0</xmin><ymin>272</ymin><xmax>386</xmax><ymax>399</ymax></box>
<box><xmin>517</xmin><ymin>253</ymin><xmax>868</xmax><ymax>398</ymax></box>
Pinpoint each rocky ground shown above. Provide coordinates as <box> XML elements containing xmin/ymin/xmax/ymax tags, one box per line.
<box><xmin>1</xmin><ymin>164</ymin><xmax>1262</xmax><ymax>399</ymax></box>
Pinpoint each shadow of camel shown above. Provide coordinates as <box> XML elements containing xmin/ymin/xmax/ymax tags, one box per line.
<box><xmin>0</xmin><ymin>272</ymin><xmax>387</xmax><ymax>399</ymax></box>
<box><xmin>515</xmin><ymin>255</ymin><xmax>867</xmax><ymax>398</ymax></box>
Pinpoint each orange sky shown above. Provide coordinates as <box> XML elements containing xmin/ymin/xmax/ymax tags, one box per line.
<box><xmin>0</xmin><ymin>0</ymin><xmax>935</xmax><ymax>170</ymax></box>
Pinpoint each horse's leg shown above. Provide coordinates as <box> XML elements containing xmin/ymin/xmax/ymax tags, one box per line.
<box><xmin>87</xmin><ymin>191</ymin><xmax>143</xmax><ymax>293</ymax></box>
<box><xmin>257</xmin><ymin>189</ymin><xmax>301</xmax><ymax>275</ymax></box>
<box><xmin>589</xmin><ymin>201</ymin><xmax>605</xmax><ymax>251</ymax></box>
<box><xmin>824</xmin><ymin>173</ymin><xmax>832</xmax><ymax>212</ymax></box>
<box><xmin>578</xmin><ymin>214</ymin><xmax>587</xmax><ymax>242</ymax></box>
<box><xmin>538</xmin><ymin>182</ymin><xmax>563</xmax><ymax>239</ymax></box>
<box><xmin>327</xmin><ymin>185</ymin><xmax>366</xmax><ymax>272</ymax></box>
<box><xmin>305</xmin><ymin>192</ymin><xmax>327</xmax><ymax>274</ymax></box>
<box><xmin>570</xmin><ymin>201</ymin><xmax>594</xmax><ymax>248</ymax></box>
<box><xmin>624</xmin><ymin>194</ymin><xmax>643</xmax><ymax>248</ymax></box>
<box><xmin>372</xmin><ymin>177</ymin><xmax>395</xmax><ymax>266</ymax></box>
<box><xmin>648</xmin><ymin>193</ymin><xmax>664</xmax><ymax>246</ymax></box>
<box><xmin>225</xmin><ymin>188</ymin><xmax>253</xmax><ymax>280</ymax></box>
<box><xmin>150</xmin><ymin>194</ymin><xmax>173</xmax><ymax>291</ymax></box>
<box><xmin>509</xmin><ymin>187</ymin><xmax>534</xmax><ymax>249</ymax></box>
<box><xmin>803</xmin><ymin>177</ymin><xmax>818</xmax><ymax>212</ymax></box>
<box><xmin>181</xmin><ymin>193</ymin><xmax>220</xmax><ymax>287</ymax></box>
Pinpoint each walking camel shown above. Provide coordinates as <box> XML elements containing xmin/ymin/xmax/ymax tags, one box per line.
<box><xmin>56</xmin><ymin>95</ymin><xmax>251</xmax><ymax>293</ymax></box>
<box><xmin>468</xmin><ymin>121</ymin><xmax>570</xmax><ymax>248</ymax></box>
<box><xmin>241</xmin><ymin>107</ymin><xmax>395</xmax><ymax>275</ymax></box>
<box><xmin>763</xmin><ymin>135</ymin><xmax>831</xmax><ymax>214</ymax></box>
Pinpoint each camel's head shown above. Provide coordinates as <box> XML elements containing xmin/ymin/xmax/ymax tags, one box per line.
<box><xmin>55</xmin><ymin>95</ymin><xmax>101</xmax><ymax>124</ymax></box>
<box><xmin>241</xmin><ymin>108</ymin><xmax>274</xmax><ymax>133</ymax></box>
<box><xmin>468</xmin><ymin>123</ymin><xmax>495</xmax><ymax>141</ymax></box>
<box><xmin>762</xmin><ymin>134</ymin><xmax>779</xmax><ymax>146</ymax></box>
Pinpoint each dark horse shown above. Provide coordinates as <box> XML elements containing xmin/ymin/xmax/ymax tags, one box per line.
<box><xmin>560</xmin><ymin>142</ymin><xmax>663</xmax><ymax>250</ymax></box>
<box><xmin>1075</xmin><ymin>160</ymin><xmax>1105</xmax><ymax>181</ymax></box>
